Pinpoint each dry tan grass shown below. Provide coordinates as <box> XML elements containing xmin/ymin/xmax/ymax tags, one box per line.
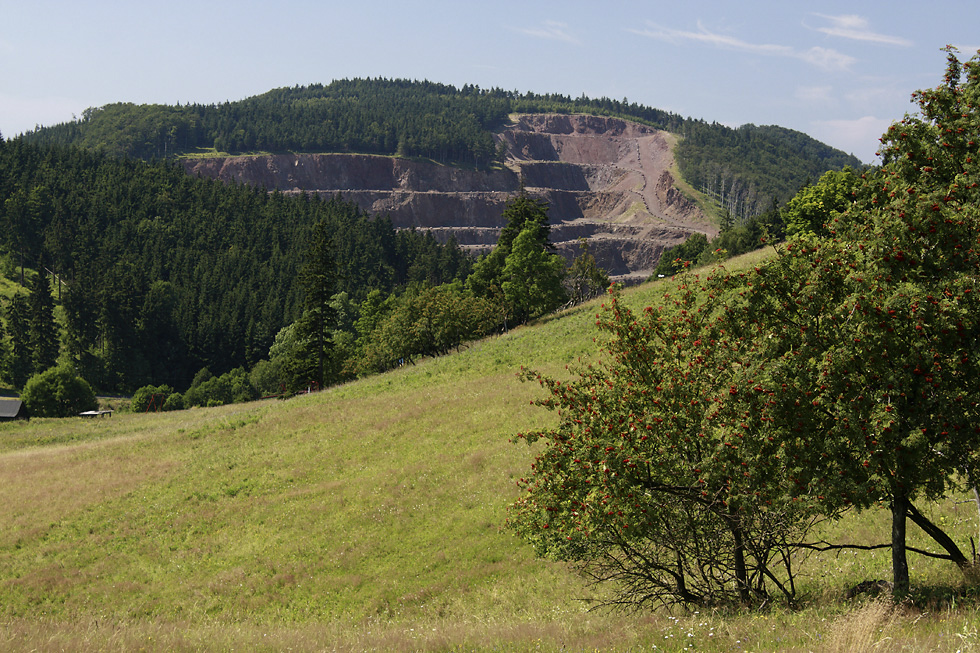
<box><xmin>822</xmin><ymin>599</ymin><xmax>901</xmax><ymax>653</ymax></box>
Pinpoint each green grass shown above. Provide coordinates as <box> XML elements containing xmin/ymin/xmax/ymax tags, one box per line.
<box><xmin>2</xmin><ymin>260</ymin><xmax>980</xmax><ymax>651</ymax></box>
<box><xmin>0</xmin><ymin>256</ymin><xmax>27</xmax><ymax>300</ymax></box>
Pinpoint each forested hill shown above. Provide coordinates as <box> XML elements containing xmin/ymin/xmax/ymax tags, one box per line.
<box><xmin>19</xmin><ymin>78</ymin><xmax>863</xmax><ymax>209</ymax></box>
<box><xmin>0</xmin><ymin>137</ymin><xmax>472</xmax><ymax>392</ymax></box>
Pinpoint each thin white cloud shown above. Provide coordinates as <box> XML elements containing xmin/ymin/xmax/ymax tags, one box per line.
<box><xmin>800</xmin><ymin>47</ymin><xmax>856</xmax><ymax>71</ymax></box>
<box><xmin>629</xmin><ymin>20</ymin><xmax>853</xmax><ymax>71</ymax></box>
<box><xmin>514</xmin><ymin>21</ymin><xmax>581</xmax><ymax>45</ymax></box>
<box><xmin>628</xmin><ymin>21</ymin><xmax>791</xmax><ymax>56</ymax></box>
<box><xmin>795</xmin><ymin>85</ymin><xmax>835</xmax><ymax>105</ymax></box>
<box><xmin>812</xmin><ymin>115</ymin><xmax>892</xmax><ymax>162</ymax></box>
<box><xmin>809</xmin><ymin>14</ymin><xmax>912</xmax><ymax>47</ymax></box>
<box><xmin>951</xmin><ymin>43</ymin><xmax>980</xmax><ymax>57</ymax></box>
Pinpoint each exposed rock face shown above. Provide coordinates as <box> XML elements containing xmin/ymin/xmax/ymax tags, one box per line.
<box><xmin>182</xmin><ymin>114</ymin><xmax>714</xmax><ymax>281</ymax></box>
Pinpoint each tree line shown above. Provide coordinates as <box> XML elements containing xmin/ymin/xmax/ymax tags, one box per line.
<box><xmin>0</xmin><ymin>138</ymin><xmax>474</xmax><ymax>396</ymax></box>
<box><xmin>675</xmin><ymin>122</ymin><xmax>862</xmax><ymax>223</ymax></box>
<box><xmin>0</xmin><ymin>133</ymin><xmax>607</xmax><ymax>411</ymax></box>
<box><xmin>20</xmin><ymin>78</ymin><xmax>861</xmax><ymax>217</ymax></box>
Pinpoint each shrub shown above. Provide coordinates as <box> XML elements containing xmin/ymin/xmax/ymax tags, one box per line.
<box><xmin>184</xmin><ymin>368</ymin><xmax>255</xmax><ymax>407</ymax></box>
<box><xmin>21</xmin><ymin>365</ymin><xmax>98</xmax><ymax>418</ymax></box>
<box><xmin>162</xmin><ymin>391</ymin><xmax>184</xmax><ymax>411</ymax></box>
<box><xmin>131</xmin><ymin>384</ymin><xmax>174</xmax><ymax>412</ymax></box>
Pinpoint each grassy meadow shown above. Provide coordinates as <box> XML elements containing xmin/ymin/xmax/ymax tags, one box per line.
<box><xmin>2</xmin><ymin>253</ymin><xmax>980</xmax><ymax>651</ymax></box>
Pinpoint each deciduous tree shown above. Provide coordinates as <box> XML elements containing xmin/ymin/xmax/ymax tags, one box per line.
<box><xmin>724</xmin><ymin>47</ymin><xmax>980</xmax><ymax>596</ymax></box>
<box><xmin>21</xmin><ymin>364</ymin><xmax>97</xmax><ymax>418</ymax></box>
<box><xmin>565</xmin><ymin>238</ymin><xmax>611</xmax><ymax>304</ymax></box>
<box><xmin>510</xmin><ymin>284</ymin><xmax>819</xmax><ymax>608</ymax></box>
<box><xmin>500</xmin><ymin>228</ymin><xmax>567</xmax><ymax>323</ymax></box>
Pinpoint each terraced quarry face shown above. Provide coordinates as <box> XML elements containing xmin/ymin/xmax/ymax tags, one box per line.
<box><xmin>183</xmin><ymin>114</ymin><xmax>715</xmax><ymax>281</ymax></box>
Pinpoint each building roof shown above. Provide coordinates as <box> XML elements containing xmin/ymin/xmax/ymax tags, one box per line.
<box><xmin>0</xmin><ymin>398</ymin><xmax>26</xmax><ymax>419</ymax></box>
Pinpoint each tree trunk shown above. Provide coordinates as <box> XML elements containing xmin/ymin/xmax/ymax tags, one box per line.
<box><xmin>906</xmin><ymin>500</ymin><xmax>970</xmax><ymax>569</ymax></box>
<box><xmin>729</xmin><ymin>512</ymin><xmax>751</xmax><ymax>604</ymax></box>
<box><xmin>891</xmin><ymin>491</ymin><xmax>910</xmax><ymax>597</ymax></box>
<box><xmin>974</xmin><ymin>485</ymin><xmax>980</xmax><ymax>562</ymax></box>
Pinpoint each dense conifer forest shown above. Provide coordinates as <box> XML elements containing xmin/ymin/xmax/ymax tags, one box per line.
<box><xmin>0</xmin><ymin>137</ymin><xmax>472</xmax><ymax>393</ymax></box>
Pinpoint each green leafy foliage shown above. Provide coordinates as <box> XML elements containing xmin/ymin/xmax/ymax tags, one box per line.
<box><xmin>469</xmin><ymin>191</ymin><xmax>567</xmax><ymax>324</ymax></box>
<box><xmin>511</xmin><ymin>285</ymin><xmax>818</xmax><ymax>608</ymax></box>
<box><xmin>130</xmin><ymin>384</ymin><xmax>175</xmax><ymax>413</ymax></box>
<box><xmin>727</xmin><ymin>47</ymin><xmax>980</xmax><ymax>595</ymax></box>
<box><xmin>782</xmin><ymin>167</ymin><xmax>860</xmax><ymax>237</ymax></box>
<box><xmin>500</xmin><ymin>228</ymin><xmax>567</xmax><ymax>324</ymax></box>
<box><xmin>651</xmin><ymin>233</ymin><xmax>709</xmax><ymax>278</ymax></box>
<box><xmin>565</xmin><ymin>238</ymin><xmax>611</xmax><ymax>304</ymax></box>
<box><xmin>513</xmin><ymin>49</ymin><xmax>980</xmax><ymax>604</ymax></box>
<box><xmin>183</xmin><ymin>367</ymin><xmax>256</xmax><ymax>407</ymax></box>
<box><xmin>652</xmin><ymin>200</ymin><xmax>785</xmax><ymax>281</ymax></box>
<box><xmin>357</xmin><ymin>282</ymin><xmax>497</xmax><ymax>375</ymax></box>
<box><xmin>20</xmin><ymin>364</ymin><xmax>97</xmax><ymax>417</ymax></box>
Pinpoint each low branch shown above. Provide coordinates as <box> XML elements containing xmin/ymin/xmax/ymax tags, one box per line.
<box><xmin>797</xmin><ymin>540</ymin><xmax>959</xmax><ymax>561</ymax></box>
<box><xmin>906</xmin><ymin>501</ymin><xmax>970</xmax><ymax>568</ymax></box>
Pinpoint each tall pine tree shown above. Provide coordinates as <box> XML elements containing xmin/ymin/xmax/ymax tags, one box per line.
<box><xmin>290</xmin><ymin>220</ymin><xmax>339</xmax><ymax>390</ymax></box>
<box><xmin>5</xmin><ymin>294</ymin><xmax>32</xmax><ymax>388</ymax></box>
<box><xmin>0</xmin><ymin>306</ymin><xmax>9</xmax><ymax>385</ymax></box>
<box><xmin>27</xmin><ymin>268</ymin><xmax>59</xmax><ymax>376</ymax></box>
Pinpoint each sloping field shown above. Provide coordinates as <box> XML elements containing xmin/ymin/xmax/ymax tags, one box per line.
<box><xmin>2</xmin><ymin>262</ymin><xmax>979</xmax><ymax>651</ymax></box>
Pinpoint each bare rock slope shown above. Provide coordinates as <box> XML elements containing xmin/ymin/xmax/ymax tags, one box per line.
<box><xmin>183</xmin><ymin>114</ymin><xmax>714</xmax><ymax>280</ymax></box>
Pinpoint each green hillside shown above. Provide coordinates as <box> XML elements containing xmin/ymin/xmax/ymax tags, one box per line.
<box><xmin>18</xmin><ymin>78</ymin><xmax>863</xmax><ymax>216</ymax></box>
<box><xmin>0</xmin><ymin>138</ymin><xmax>474</xmax><ymax>393</ymax></box>
<box><xmin>1</xmin><ymin>262</ymin><xmax>977</xmax><ymax>651</ymax></box>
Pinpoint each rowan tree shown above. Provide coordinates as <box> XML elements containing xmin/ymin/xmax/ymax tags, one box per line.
<box><xmin>510</xmin><ymin>49</ymin><xmax>980</xmax><ymax>606</ymax></box>
<box><xmin>510</xmin><ymin>282</ymin><xmax>820</xmax><ymax>608</ymax></box>
<box><xmin>725</xmin><ymin>47</ymin><xmax>980</xmax><ymax>596</ymax></box>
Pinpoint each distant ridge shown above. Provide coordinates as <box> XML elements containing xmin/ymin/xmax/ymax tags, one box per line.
<box><xmin>19</xmin><ymin>78</ymin><xmax>862</xmax><ymax>218</ymax></box>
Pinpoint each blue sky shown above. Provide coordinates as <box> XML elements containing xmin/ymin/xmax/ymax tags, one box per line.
<box><xmin>2</xmin><ymin>1</ymin><xmax>978</xmax><ymax>163</ymax></box>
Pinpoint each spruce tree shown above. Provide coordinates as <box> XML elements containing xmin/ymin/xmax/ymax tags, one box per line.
<box><xmin>291</xmin><ymin>220</ymin><xmax>338</xmax><ymax>390</ymax></box>
<box><xmin>0</xmin><ymin>308</ymin><xmax>9</xmax><ymax>385</ymax></box>
<box><xmin>5</xmin><ymin>294</ymin><xmax>32</xmax><ymax>388</ymax></box>
<box><xmin>27</xmin><ymin>267</ymin><xmax>60</xmax><ymax>375</ymax></box>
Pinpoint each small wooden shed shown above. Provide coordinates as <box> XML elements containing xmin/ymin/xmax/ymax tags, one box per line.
<box><xmin>0</xmin><ymin>398</ymin><xmax>28</xmax><ymax>421</ymax></box>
